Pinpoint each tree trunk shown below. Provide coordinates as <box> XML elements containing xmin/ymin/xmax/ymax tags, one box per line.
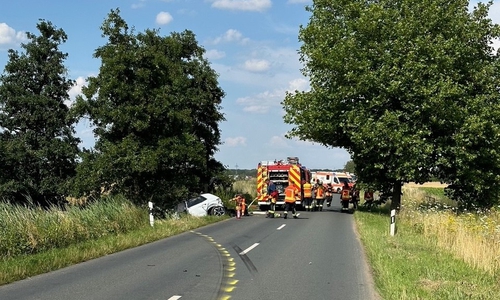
<box><xmin>391</xmin><ymin>180</ymin><xmax>402</xmax><ymax>211</ymax></box>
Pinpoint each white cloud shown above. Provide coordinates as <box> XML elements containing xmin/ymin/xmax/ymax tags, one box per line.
<box><xmin>67</xmin><ymin>76</ymin><xmax>86</xmax><ymax>107</ymax></box>
<box><xmin>0</xmin><ymin>23</ymin><xmax>27</xmax><ymax>46</ymax></box>
<box><xmin>210</xmin><ymin>46</ymin><xmax>303</xmax><ymax>91</ymax></box>
<box><xmin>242</xmin><ymin>105</ymin><xmax>268</xmax><ymax>114</ymax></box>
<box><xmin>131</xmin><ymin>0</ymin><xmax>146</xmax><ymax>9</ymax></box>
<box><xmin>230</xmin><ymin>78</ymin><xmax>309</xmax><ymax>115</ymax></box>
<box><xmin>243</xmin><ymin>59</ymin><xmax>270</xmax><ymax>72</ymax></box>
<box><xmin>205</xmin><ymin>49</ymin><xmax>226</xmax><ymax>60</ymax></box>
<box><xmin>287</xmin><ymin>78</ymin><xmax>309</xmax><ymax>92</ymax></box>
<box><xmin>269</xmin><ymin>135</ymin><xmax>290</xmax><ymax>148</ymax></box>
<box><xmin>236</xmin><ymin>89</ymin><xmax>284</xmax><ymax>114</ymax></box>
<box><xmin>156</xmin><ymin>12</ymin><xmax>173</xmax><ymax>25</ymax></box>
<box><xmin>211</xmin><ymin>29</ymin><xmax>249</xmax><ymax>45</ymax></box>
<box><xmin>225</xmin><ymin>136</ymin><xmax>247</xmax><ymax>146</ymax></box>
<box><xmin>210</xmin><ymin>0</ymin><xmax>271</xmax><ymax>12</ymax></box>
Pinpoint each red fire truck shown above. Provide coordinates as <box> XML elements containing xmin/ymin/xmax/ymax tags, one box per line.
<box><xmin>256</xmin><ymin>157</ymin><xmax>312</xmax><ymax>211</ymax></box>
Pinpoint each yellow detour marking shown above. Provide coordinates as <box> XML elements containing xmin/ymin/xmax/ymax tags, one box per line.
<box><xmin>191</xmin><ymin>231</ymin><xmax>238</xmax><ymax>300</ymax></box>
<box><xmin>222</xmin><ymin>284</ymin><xmax>237</xmax><ymax>292</ymax></box>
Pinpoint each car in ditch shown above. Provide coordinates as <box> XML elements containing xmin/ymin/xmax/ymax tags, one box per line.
<box><xmin>177</xmin><ymin>193</ymin><xmax>226</xmax><ymax>217</ymax></box>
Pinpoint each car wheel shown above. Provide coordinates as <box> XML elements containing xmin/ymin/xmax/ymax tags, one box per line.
<box><xmin>210</xmin><ymin>206</ymin><xmax>226</xmax><ymax>216</ymax></box>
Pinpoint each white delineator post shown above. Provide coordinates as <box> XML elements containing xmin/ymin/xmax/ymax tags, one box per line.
<box><xmin>149</xmin><ymin>201</ymin><xmax>154</xmax><ymax>227</ymax></box>
<box><xmin>390</xmin><ymin>209</ymin><xmax>396</xmax><ymax>236</ymax></box>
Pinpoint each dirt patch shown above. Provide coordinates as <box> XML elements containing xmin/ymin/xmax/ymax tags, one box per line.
<box><xmin>419</xmin><ymin>278</ymin><xmax>448</xmax><ymax>292</ymax></box>
<box><xmin>405</xmin><ymin>182</ymin><xmax>448</xmax><ymax>188</ymax></box>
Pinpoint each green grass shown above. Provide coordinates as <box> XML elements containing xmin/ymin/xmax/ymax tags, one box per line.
<box><xmin>0</xmin><ymin>198</ymin><xmax>228</xmax><ymax>286</ymax></box>
<box><xmin>355</xmin><ymin>207</ymin><xmax>500</xmax><ymax>299</ymax></box>
<box><xmin>4</xmin><ymin>180</ymin><xmax>498</xmax><ymax>299</ymax></box>
<box><xmin>419</xmin><ymin>187</ymin><xmax>446</xmax><ymax>199</ymax></box>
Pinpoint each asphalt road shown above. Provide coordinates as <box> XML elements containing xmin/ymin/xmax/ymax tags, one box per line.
<box><xmin>0</xmin><ymin>194</ymin><xmax>378</xmax><ymax>300</ymax></box>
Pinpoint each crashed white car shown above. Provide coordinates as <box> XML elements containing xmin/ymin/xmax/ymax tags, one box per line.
<box><xmin>178</xmin><ymin>193</ymin><xmax>226</xmax><ymax>217</ymax></box>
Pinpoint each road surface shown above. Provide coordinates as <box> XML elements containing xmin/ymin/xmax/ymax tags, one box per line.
<box><xmin>0</xmin><ymin>195</ymin><xmax>378</xmax><ymax>300</ymax></box>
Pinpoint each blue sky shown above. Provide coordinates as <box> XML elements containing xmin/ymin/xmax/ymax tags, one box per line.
<box><xmin>1</xmin><ymin>0</ymin><xmax>499</xmax><ymax>170</ymax></box>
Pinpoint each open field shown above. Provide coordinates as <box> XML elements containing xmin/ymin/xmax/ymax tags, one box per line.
<box><xmin>405</xmin><ymin>182</ymin><xmax>448</xmax><ymax>188</ymax></box>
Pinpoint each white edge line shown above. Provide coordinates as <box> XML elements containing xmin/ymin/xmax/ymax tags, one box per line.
<box><xmin>239</xmin><ymin>243</ymin><xmax>260</xmax><ymax>255</ymax></box>
<box><xmin>168</xmin><ymin>296</ymin><xmax>182</xmax><ymax>300</ymax></box>
<box><xmin>277</xmin><ymin>224</ymin><xmax>286</xmax><ymax>230</ymax></box>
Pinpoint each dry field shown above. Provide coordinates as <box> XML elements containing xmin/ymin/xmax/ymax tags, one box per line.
<box><xmin>405</xmin><ymin>182</ymin><xmax>448</xmax><ymax>188</ymax></box>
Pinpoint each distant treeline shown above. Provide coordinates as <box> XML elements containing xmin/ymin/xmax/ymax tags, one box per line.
<box><xmin>226</xmin><ymin>168</ymin><xmax>347</xmax><ymax>178</ymax></box>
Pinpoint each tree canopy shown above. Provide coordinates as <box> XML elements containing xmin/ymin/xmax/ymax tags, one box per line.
<box><xmin>343</xmin><ymin>160</ymin><xmax>356</xmax><ymax>174</ymax></box>
<box><xmin>72</xmin><ymin>9</ymin><xmax>226</xmax><ymax>210</ymax></box>
<box><xmin>0</xmin><ymin>20</ymin><xmax>80</xmax><ymax>206</ymax></box>
<box><xmin>283</xmin><ymin>0</ymin><xmax>500</xmax><ymax>209</ymax></box>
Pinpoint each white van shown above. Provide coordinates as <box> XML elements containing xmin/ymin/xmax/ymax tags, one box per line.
<box><xmin>311</xmin><ymin>171</ymin><xmax>353</xmax><ymax>193</ymax></box>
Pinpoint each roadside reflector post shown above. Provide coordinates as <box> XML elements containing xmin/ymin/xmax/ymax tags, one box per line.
<box><xmin>390</xmin><ymin>209</ymin><xmax>396</xmax><ymax>236</ymax></box>
<box><xmin>149</xmin><ymin>201</ymin><xmax>154</xmax><ymax>227</ymax></box>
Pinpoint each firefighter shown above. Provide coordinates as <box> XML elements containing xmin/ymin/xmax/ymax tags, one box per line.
<box><xmin>325</xmin><ymin>183</ymin><xmax>333</xmax><ymax>207</ymax></box>
<box><xmin>283</xmin><ymin>182</ymin><xmax>299</xmax><ymax>219</ymax></box>
<box><xmin>364</xmin><ymin>189</ymin><xmax>374</xmax><ymax>208</ymax></box>
<box><xmin>340</xmin><ymin>182</ymin><xmax>351</xmax><ymax>211</ymax></box>
<box><xmin>241</xmin><ymin>196</ymin><xmax>248</xmax><ymax>216</ymax></box>
<box><xmin>231</xmin><ymin>194</ymin><xmax>245</xmax><ymax>219</ymax></box>
<box><xmin>350</xmin><ymin>183</ymin><xmax>360</xmax><ymax>209</ymax></box>
<box><xmin>265</xmin><ymin>179</ymin><xmax>279</xmax><ymax>218</ymax></box>
<box><xmin>302</xmin><ymin>180</ymin><xmax>313</xmax><ymax>211</ymax></box>
<box><xmin>315</xmin><ymin>182</ymin><xmax>326</xmax><ymax>211</ymax></box>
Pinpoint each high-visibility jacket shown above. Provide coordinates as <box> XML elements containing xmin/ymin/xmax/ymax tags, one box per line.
<box><xmin>303</xmin><ymin>183</ymin><xmax>312</xmax><ymax>198</ymax></box>
<box><xmin>284</xmin><ymin>185</ymin><xmax>299</xmax><ymax>203</ymax></box>
<box><xmin>315</xmin><ymin>186</ymin><xmax>325</xmax><ymax>199</ymax></box>
<box><xmin>235</xmin><ymin>197</ymin><xmax>244</xmax><ymax>210</ymax></box>
<box><xmin>341</xmin><ymin>188</ymin><xmax>351</xmax><ymax>201</ymax></box>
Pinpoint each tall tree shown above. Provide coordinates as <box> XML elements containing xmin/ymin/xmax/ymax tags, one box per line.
<box><xmin>0</xmin><ymin>20</ymin><xmax>80</xmax><ymax>206</ymax></box>
<box><xmin>73</xmin><ymin>9</ymin><xmax>225</xmax><ymax>210</ymax></box>
<box><xmin>343</xmin><ymin>160</ymin><xmax>356</xmax><ymax>174</ymax></box>
<box><xmin>283</xmin><ymin>0</ymin><xmax>500</xmax><ymax>209</ymax></box>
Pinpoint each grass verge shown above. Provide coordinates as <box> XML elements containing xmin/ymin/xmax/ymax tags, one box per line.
<box><xmin>355</xmin><ymin>207</ymin><xmax>500</xmax><ymax>299</ymax></box>
<box><xmin>0</xmin><ymin>214</ymin><xmax>227</xmax><ymax>286</ymax></box>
